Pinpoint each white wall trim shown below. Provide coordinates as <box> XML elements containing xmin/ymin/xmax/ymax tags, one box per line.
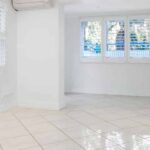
<box><xmin>69</xmin><ymin>88</ymin><xmax>150</xmax><ymax>97</ymax></box>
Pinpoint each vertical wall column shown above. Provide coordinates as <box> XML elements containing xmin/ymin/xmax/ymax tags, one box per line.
<box><xmin>0</xmin><ymin>0</ymin><xmax>17</xmax><ymax>111</ymax></box>
<box><xmin>17</xmin><ymin>5</ymin><xmax>65</xmax><ymax>110</ymax></box>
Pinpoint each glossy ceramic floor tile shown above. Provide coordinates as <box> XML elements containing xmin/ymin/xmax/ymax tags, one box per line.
<box><xmin>100</xmin><ymin>130</ymin><xmax>144</xmax><ymax>148</ymax></box>
<box><xmin>67</xmin><ymin>111</ymin><xmax>101</xmax><ymax>125</ymax></box>
<box><xmin>24</xmin><ymin>122</ymin><xmax>57</xmax><ymax>134</ymax></box>
<box><xmin>19</xmin><ymin>116</ymin><xmax>47</xmax><ymax>126</ymax></box>
<box><xmin>129</xmin><ymin>115</ymin><xmax>150</xmax><ymax>126</ymax></box>
<box><xmin>121</xmin><ymin>126</ymin><xmax>150</xmax><ymax>139</ymax></box>
<box><xmin>0</xmin><ymin>113</ymin><xmax>16</xmax><ymax>122</ymax></box>
<box><xmin>23</xmin><ymin>146</ymin><xmax>42</xmax><ymax>150</ymax></box>
<box><xmin>120</xmin><ymin>138</ymin><xmax>150</xmax><ymax>150</ymax></box>
<box><xmin>13</xmin><ymin>110</ymin><xmax>40</xmax><ymax>119</ymax></box>
<box><xmin>43</xmin><ymin>140</ymin><xmax>84</xmax><ymax>150</ymax></box>
<box><xmin>0</xmin><ymin>94</ymin><xmax>150</xmax><ymax>150</ymax></box>
<box><xmin>32</xmin><ymin>129</ymin><xmax>69</xmax><ymax>146</ymax></box>
<box><xmin>109</xmin><ymin>118</ymin><xmax>140</xmax><ymax>129</ymax></box>
<box><xmin>62</xmin><ymin>125</ymin><xmax>97</xmax><ymax>138</ymax></box>
<box><xmin>74</xmin><ymin>135</ymin><xmax>125</xmax><ymax>150</ymax></box>
<box><xmin>0</xmin><ymin>135</ymin><xmax>38</xmax><ymax>150</ymax></box>
<box><xmin>44</xmin><ymin>113</ymin><xmax>69</xmax><ymax>122</ymax></box>
<box><xmin>85</xmin><ymin>120</ymin><xmax>119</xmax><ymax>133</ymax></box>
<box><xmin>0</xmin><ymin>126</ymin><xmax>29</xmax><ymax>140</ymax></box>
<box><xmin>51</xmin><ymin>118</ymin><xmax>82</xmax><ymax>129</ymax></box>
<box><xmin>0</xmin><ymin>120</ymin><xmax>22</xmax><ymax>129</ymax></box>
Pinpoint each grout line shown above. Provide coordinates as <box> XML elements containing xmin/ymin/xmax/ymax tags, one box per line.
<box><xmin>5</xmin><ymin>106</ymin><xmax>147</xmax><ymax>150</ymax></box>
<box><xmin>40</xmin><ymin>114</ymin><xmax>86</xmax><ymax>150</ymax></box>
<box><xmin>77</xmin><ymin>108</ymin><xmax>140</xmax><ymax>129</ymax></box>
<box><xmin>42</xmin><ymin>109</ymin><xmax>128</xmax><ymax>149</ymax></box>
<box><xmin>65</xmin><ymin>109</ymin><xmax>121</xmax><ymax>131</ymax></box>
<box><xmin>63</xmin><ymin>110</ymin><xmax>145</xmax><ymax>149</ymax></box>
<box><xmin>12</xmin><ymin>113</ymin><xmax>45</xmax><ymax>150</ymax></box>
<box><xmin>82</xmin><ymin>109</ymin><xmax>142</xmax><ymax>129</ymax></box>
<box><xmin>42</xmin><ymin>114</ymin><xmax>124</xmax><ymax>150</ymax></box>
<box><xmin>65</xmin><ymin>114</ymin><xmax>129</xmax><ymax>149</ymax></box>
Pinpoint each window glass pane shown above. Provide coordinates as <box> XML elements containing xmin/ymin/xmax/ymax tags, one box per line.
<box><xmin>81</xmin><ymin>20</ymin><xmax>102</xmax><ymax>57</ymax></box>
<box><xmin>106</xmin><ymin>20</ymin><xmax>125</xmax><ymax>58</ymax></box>
<box><xmin>129</xmin><ymin>18</ymin><xmax>150</xmax><ymax>58</ymax></box>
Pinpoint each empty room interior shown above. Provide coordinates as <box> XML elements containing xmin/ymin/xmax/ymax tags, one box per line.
<box><xmin>1</xmin><ymin>0</ymin><xmax>150</xmax><ymax>149</ymax></box>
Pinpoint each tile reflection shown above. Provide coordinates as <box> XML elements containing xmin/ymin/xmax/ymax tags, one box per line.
<box><xmin>76</xmin><ymin>131</ymin><xmax>150</xmax><ymax>150</ymax></box>
<box><xmin>105</xmin><ymin>132</ymin><xmax>125</xmax><ymax>149</ymax></box>
<box><xmin>104</xmin><ymin>131</ymin><xmax>150</xmax><ymax>150</ymax></box>
<box><xmin>75</xmin><ymin>134</ymin><xmax>124</xmax><ymax>150</ymax></box>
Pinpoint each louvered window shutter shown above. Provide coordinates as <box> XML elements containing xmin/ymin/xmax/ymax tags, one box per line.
<box><xmin>0</xmin><ymin>0</ymin><xmax>6</xmax><ymax>66</ymax></box>
<box><xmin>105</xmin><ymin>19</ymin><xmax>125</xmax><ymax>58</ymax></box>
<box><xmin>129</xmin><ymin>18</ymin><xmax>150</xmax><ymax>58</ymax></box>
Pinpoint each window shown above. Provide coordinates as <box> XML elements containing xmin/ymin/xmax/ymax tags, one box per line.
<box><xmin>80</xmin><ymin>20</ymin><xmax>102</xmax><ymax>57</ymax></box>
<box><xmin>129</xmin><ymin>18</ymin><xmax>150</xmax><ymax>58</ymax></box>
<box><xmin>80</xmin><ymin>16</ymin><xmax>150</xmax><ymax>63</ymax></box>
<box><xmin>0</xmin><ymin>0</ymin><xmax>6</xmax><ymax>66</ymax></box>
<box><xmin>105</xmin><ymin>19</ymin><xmax>125</xmax><ymax>58</ymax></box>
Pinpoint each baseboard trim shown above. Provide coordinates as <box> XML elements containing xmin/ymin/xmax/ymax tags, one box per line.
<box><xmin>66</xmin><ymin>89</ymin><xmax>150</xmax><ymax>98</ymax></box>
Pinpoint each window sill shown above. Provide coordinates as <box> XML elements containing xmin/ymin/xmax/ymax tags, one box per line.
<box><xmin>104</xmin><ymin>57</ymin><xmax>127</xmax><ymax>63</ymax></box>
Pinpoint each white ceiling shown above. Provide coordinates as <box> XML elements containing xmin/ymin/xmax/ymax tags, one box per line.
<box><xmin>61</xmin><ymin>0</ymin><xmax>150</xmax><ymax>14</ymax></box>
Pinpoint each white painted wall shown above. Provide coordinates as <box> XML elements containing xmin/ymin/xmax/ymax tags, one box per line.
<box><xmin>2</xmin><ymin>0</ymin><xmax>150</xmax><ymax>111</ymax></box>
<box><xmin>65</xmin><ymin>16</ymin><xmax>150</xmax><ymax>97</ymax></box>
<box><xmin>0</xmin><ymin>0</ymin><xmax>17</xmax><ymax>111</ymax></box>
<box><xmin>64</xmin><ymin>0</ymin><xmax>150</xmax><ymax>14</ymax></box>
<box><xmin>17</xmin><ymin>6</ymin><xmax>65</xmax><ymax>109</ymax></box>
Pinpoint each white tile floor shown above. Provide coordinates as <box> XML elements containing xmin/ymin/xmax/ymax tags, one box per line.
<box><xmin>0</xmin><ymin>94</ymin><xmax>150</xmax><ymax>149</ymax></box>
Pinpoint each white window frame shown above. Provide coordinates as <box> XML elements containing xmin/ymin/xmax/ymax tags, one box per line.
<box><xmin>103</xmin><ymin>17</ymin><xmax>127</xmax><ymax>63</ymax></box>
<box><xmin>80</xmin><ymin>17</ymin><xmax>103</xmax><ymax>63</ymax></box>
<box><xmin>128</xmin><ymin>15</ymin><xmax>150</xmax><ymax>63</ymax></box>
<box><xmin>79</xmin><ymin>15</ymin><xmax>150</xmax><ymax>64</ymax></box>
